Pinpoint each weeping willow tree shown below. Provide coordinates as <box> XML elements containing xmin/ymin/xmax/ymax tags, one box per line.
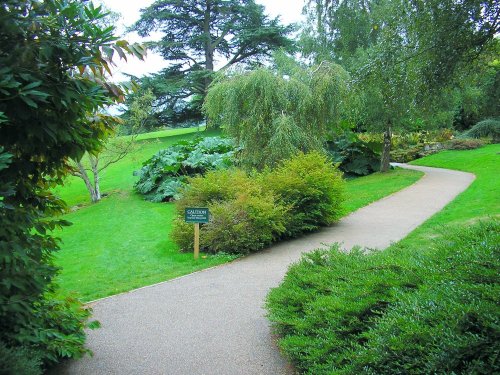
<box><xmin>203</xmin><ymin>58</ymin><xmax>352</xmax><ymax>169</ymax></box>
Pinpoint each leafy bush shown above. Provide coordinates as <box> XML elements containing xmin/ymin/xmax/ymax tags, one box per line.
<box><xmin>266</xmin><ymin>219</ymin><xmax>500</xmax><ymax>374</ymax></box>
<box><xmin>445</xmin><ymin>138</ymin><xmax>486</xmax><ymax>150</ymax></box>
<box><xmin>171</xmin><ymin>169</ymin><xmax>286</xmax><ymax>254</ymax></box>
<box><xmin>262</xmin><ymin>152</ymin><xmax>345</xmax><ymax>237</ymax></box>
<box><xmin>134</xmin><ymin>136</ymin><xmax>236</xmax><ymax>202</ymax></box>
<box><xmin>326</xmin><ymin>133</ymin><xmax>380</xmax><ymax>176</ymax></box>
<box><xmin>0</xmin><ymin>292</ymin><xmax>99</xmax><ymax>374</ymax></box>
<box><xmin>462</xmin><ymin>118</ymin><xmax>500</xmax><ymax>142</ymax></box>
<box><xmin>172</xmin><ymin>152</ymin><xmax>345</xmax><ymax>254</ymax></box>
<box><xmin>0</xmin><ymin>342</ymin><xmax>41</xmax><ymax>375</ymax></box>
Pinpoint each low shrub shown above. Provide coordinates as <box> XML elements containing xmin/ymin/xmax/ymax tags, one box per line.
<box><xmin>462</xmin><ymin>118</ymin><xmax>500</xmax><ymax>142</ymax></box>
<box><xmin>262</xmin><ymin>152</ymin><xmax>345</xmax><ymax>237</ymax></box>
<box><xmin>171</xmin><ymin>169</ymin><xmax>286</xmax><ymax>254</ymax></box>
<box><xmin>326</xmin><ymin>133</ymin><xmax>380</xmax><ymax>176</ymax></box>
<box><xmin>266</xmin><ymin>219</ymin><xmax>500</xmax><ymax>374</ymax></box>
<box><xmin>134</xmin><ymin>136</ymin><xmax>236</xmax><ymax>202</ymax></box>
<box><xmin>445</xmin><ymin>138</ymin><xmax>486</xmax><ymax>150</ymax></box>
<box><xmin>172</xmin><ymin>152</ymin><xmax>345</xmax><ymax>254</ymax></box>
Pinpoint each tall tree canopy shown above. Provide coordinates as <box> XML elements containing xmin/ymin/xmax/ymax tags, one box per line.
<box><xmin>132</xmin><ymin>0</ymin><xmax>294</xmax><ymax>125</ymax></box>
<box><xmin>303</xmin><ymin>0</ymin><xmax>500</xmax><ymax>171</ymax></box>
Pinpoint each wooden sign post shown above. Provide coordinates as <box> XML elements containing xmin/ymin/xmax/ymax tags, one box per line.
<box><xmin>185</xmin><ymin>207</ymin><xmax>209</xmax><ymax>260</ymax></box>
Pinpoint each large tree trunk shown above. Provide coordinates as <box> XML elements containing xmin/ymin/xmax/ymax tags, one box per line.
<box><xmin>380</xmin><ymin>121</ymin><xmax>392</xmax><ymax>172</ymax></box>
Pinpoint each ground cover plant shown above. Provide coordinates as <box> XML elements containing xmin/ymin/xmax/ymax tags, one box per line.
<box><xmin>134</xmin><ymin>136</ymin><xmax>236</xmax><ymax>202</ymax></box>
<box><xmin>266</xmin><ymin>144</ymin><xmax>500</xmax><ymax>374</ymax></box>
<box><xmin>267</xmin><ymin>219</ymin><xmax>499</xmax><ymax>374</ymax></box>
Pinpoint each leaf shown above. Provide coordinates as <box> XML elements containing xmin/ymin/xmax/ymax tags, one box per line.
<box><xmin>21</xmin><ymin>81</ymin><xmax>42</xmax><ymax>90</ymax></box>
<box><xmin>20</xmin><ymin>95</ymin><xmax>38</xmax><ymax>108</ymax></box>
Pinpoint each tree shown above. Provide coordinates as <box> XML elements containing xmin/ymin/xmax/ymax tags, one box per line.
<box><xmin>304</xmin><ymin>0</ymin><xmax>500</xmax><ymax>171</ymax></box>
<box><xmin>71</xmin><ymin>90</ymin><xmax>155</xmax><ymax>203</ymax></box>
<box><xmin>0</xmin><ymin>0</ymin><xmax>143</xmax><ymax>370</ymax></box>
<box><xmin>132</xmin><ymin>0</ymin><xmax>294</xmax><ymax>125</ymax></box>
<box><xmin>204</xmin><ymin>54</ymin><xmax>351</xmax><ymax>169</ymax></box>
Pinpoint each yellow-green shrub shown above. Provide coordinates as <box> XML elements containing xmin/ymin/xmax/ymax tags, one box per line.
<box><xmin>262</xmin><ymin>151</ymin><xmax>345</xmax><ymax>237</ymax></box>
<box><xmin>172</xmin><ymin>152</ymin><xmax>345</xmax><ymax>254</ymax></box>
<box><xmin>171</xmin><ymin>169</ymin><xmax>286</xmax><ymax>254</ymax></box>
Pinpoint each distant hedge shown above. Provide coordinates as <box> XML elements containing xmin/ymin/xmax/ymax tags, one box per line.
<box><xmin>266</xmin><ymin>219</ymin><xmax>500</xmax><ymax>374</ymax></box>
<box><xmin>171</xmin><ymin>152</ymin><xmax>345</xmax><ymax>255</ymax></box>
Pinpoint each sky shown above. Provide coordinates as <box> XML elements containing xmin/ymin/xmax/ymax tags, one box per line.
<box><xmin>99</xmin><ymin>0</ymin><xmax>305</xmax><ymax>80</ymax></box>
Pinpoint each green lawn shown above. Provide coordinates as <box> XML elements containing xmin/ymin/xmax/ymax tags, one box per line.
<box><xmin>343</xmin><ymin>168</ymin><xmax>423</xmax><ymax>215</ymax></box>
<box><xmin>53</xmin><ymin>130</ymin><xmax>423</xmax><ymax>302</ymax></box>
<box><xmin>405</xmin><ymin>143</ymin><xmax>499</xmax><ymax>242</ymax></box>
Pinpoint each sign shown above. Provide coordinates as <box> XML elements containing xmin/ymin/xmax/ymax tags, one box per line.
<box><xmin>185</xmin><ymin>207</ymin><xmax>210</xmax><ymax>223</ymax></box>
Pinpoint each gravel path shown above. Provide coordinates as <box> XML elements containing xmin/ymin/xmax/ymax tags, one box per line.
<box><xmin>54</xmin><ymin>164</ymin><xmax>474</xmax><ymax>375</ymax></box>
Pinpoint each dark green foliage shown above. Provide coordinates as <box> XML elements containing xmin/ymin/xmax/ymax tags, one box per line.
<box><xmin>326</xmin><ymin>132</ymin><xmax>380</xmax><ymax>176</ymax></box>
<box><xmin>463</xmin><ymin>118</ymin><xmax>500</xmax><ymax>142</ymax></box>
<box><xmin>266</xmin><ymin>219</ymin><xmax>500</xmax><ymax>374</ymax></box>
<box><xmin>262</xmin><ymin>152</ymin><xmax>345</xmax><ymax>237</ymax></box>
<box><xmin>0</xmin><ymin>0</ymin><xmax>139</xmax><ymax>370</ymax></box>
<box><xmin>446</xmin><ymin>138</ymin><xmax>486</xmax><ymax>150</ymax></box>
<box><xmin>0</xmin><ymin>293</ymin><xmax>98</xmax><ymax>373</ymax></box>
<box><xmin>134</xmin><ymin>136</ymin><xmax>236</xmax><ymax>202</ymax></box>
<box><xmin>171</xmin><ymin>169</ymin><xmax>286</xmax><ymax>254</ymax></box>
<box><xmin>172</xmin><ymin>152</ymin><xmax>345</xmax><ymax>254</ymax></box>
<box><xmin>0</xmin><ymin>342</ymin><xmax>41</xmax><ymax>375</ymax></box>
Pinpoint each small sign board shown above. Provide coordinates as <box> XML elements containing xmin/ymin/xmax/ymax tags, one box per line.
<box><xmin>185</xmin><ymin>207</ymin><xmax>210</xmax><ymax>223</ymax></box>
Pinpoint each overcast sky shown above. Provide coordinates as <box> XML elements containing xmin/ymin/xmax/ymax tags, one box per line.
<box><xmin>99</xmin><ymin>0</ymin><xmax>305</xmax><ymax>80</ymax></box>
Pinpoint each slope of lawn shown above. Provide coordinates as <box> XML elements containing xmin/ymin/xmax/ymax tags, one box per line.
<box><xmin>343</xmin><ymin>168</ymin><xmax>423</xmax><ymax>214</ymax></box>
<box><xmin>54</xmin><ymin>126</ymin><xmax>212</xmax><ymax>207</ymax></box>
<box><xmin>266</xmin><ymin>144</ymin><xmax>500</xmax><ymax>374</ymax></box>
<box><xmin>53</xmin><ymin>129</ymin><xmax>423</xmax><ymax>302</ymax></box>
<box><xmin>408</xmin><ymin>143</ymin><xmax>499</xmax><ymax>229</ymax></box>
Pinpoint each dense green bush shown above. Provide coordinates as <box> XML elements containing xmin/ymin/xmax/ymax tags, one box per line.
<box><xmin>171</xmin><ymin>169</ymin><xmax>286</xmax><ymax>254</ymax></box>
<box><xmin>326</xmin><ymin>133</ymin><xmax>380</xmax><ymax>176</ymax></box>
<box><xmin>266</xmin><ymin>219</ymin><xmax>499</xmax><ymax>374</ymax></box>
<box><xmin>0</xmin><ymin>292</ymin><xmax>99</xmax><ymax>374</ymax></box>
<box><xmin>0</xmin><ymin>342</ymin><xmax>41</xmax><ymax>375</ymax></box>
<box><xmin>262</xmin><ymin>152</ymin><xmax>345</xmax><ymax>237</ymax></box>
<box><xmin>462</xmin><ymin>118</ymin><xmax>500</xmax><ymax>142</ymax></box>
<box><xmin>445</xmin><ymin>138</ymin><xmax>486</xmax><ymax>150</ymax></box>
<box><xmin>172</xmin><ymin>152</ymin><xmax>345</xmax><ymax>254</ymax></box>
<box><xmin>134</xmin><ymin>136</ymin><xmax>236</xmax><ymax>202</ymax></box>
<box><xmin>0</xmin><ymin>1</ymin><xmax>140</xmax><ymax>371</ymax></box>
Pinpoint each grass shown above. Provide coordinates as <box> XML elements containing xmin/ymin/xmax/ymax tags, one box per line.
<box><xmin>53</xmin><ymin>130</ymin><xmax>424</xmax><ymax>302</ymax></box>
<box><xmin>403</xmin><ymin>143</ymin><xmax>499</xmax><ymax>243</ymax></box>
<box><xmin>342</xmin><ymin>168</ymin><xmax>423</xmax><ymax>215</ymax></box>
